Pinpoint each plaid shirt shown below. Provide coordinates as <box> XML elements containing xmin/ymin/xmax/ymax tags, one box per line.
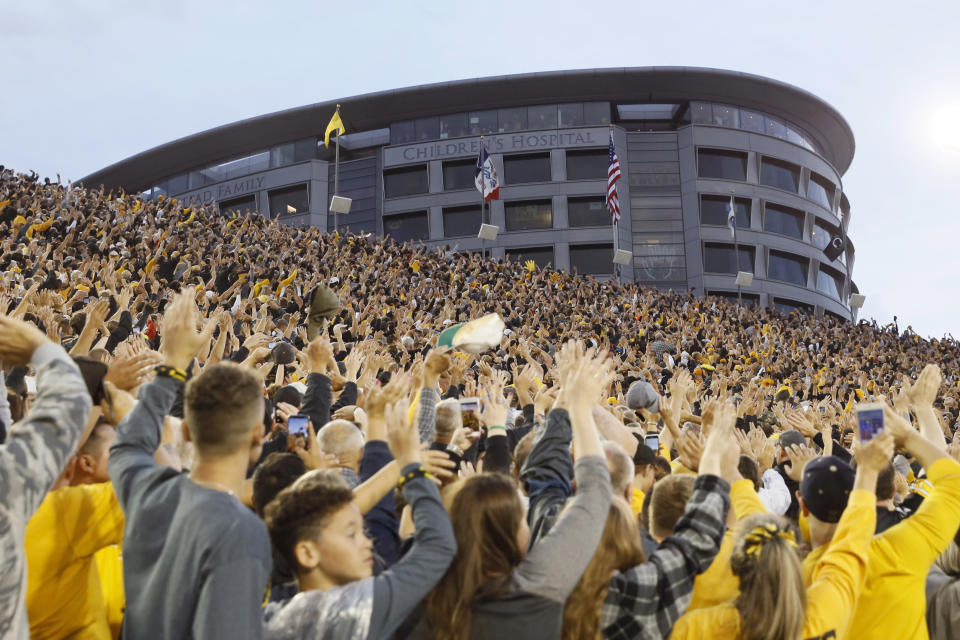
<box><xmin>601</xmin><ymin>474</ymin><xmax>730</xmax><ymax>640</ymax></box>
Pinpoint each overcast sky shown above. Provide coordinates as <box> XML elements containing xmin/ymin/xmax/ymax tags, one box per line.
<box><xmin>2</xmin><ymin>0</ymin><xmax>958</xmax><ymax>337</ymax></box>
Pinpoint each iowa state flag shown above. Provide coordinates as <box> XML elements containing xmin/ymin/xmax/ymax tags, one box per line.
<box><xmin>474</xmin><ymin>144</ymin><xmax>500</xmax><ymax>202</ymax></box>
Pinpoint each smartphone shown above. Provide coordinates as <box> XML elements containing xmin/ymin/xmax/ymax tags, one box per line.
<box><xmin>459</xmin><ymin>397</ymin><xmax>480</xmax><ymax>413</ymax></box>
<box><xmin>856</xmin><ymin>403</ymin><xmax>885</xmax><ymax>442</ymax></box>
<box><xmin>645</xmin><ymin>433</ymin><xmax>660</xmax><ymax>452</ymax></box>
<box><xmin>287</xmin><ymin>415</ymin><xmax>310</xmax><ymax>437</ymax></box>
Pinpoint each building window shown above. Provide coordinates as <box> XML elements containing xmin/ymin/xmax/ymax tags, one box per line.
<box><xmin>269</xmin><ymin>184</ymin><xmax>309</xmax><ymax>217</ymax></box>
<box><xmin>383</xmin><ymin>165</ymin><xmax>428</xmax><ymax>198</ymax></box>
<box><xmin>566</xmin><ymin>149</ymin><xmax>608</xmax><ymax>180</ymax></box>
<box><xmin>391</xmin><ymin>121</ymin><xmax>415</xmax><ymax>145</ymax></box>
<box><xmin>765</xmin><ymin>117</ymin><xmax>789</xmax><ymax>141</ymax></box>
<box><xmin>558</xmin><ymin>103</ymin><xmax>584</xmax><ymax>127</ymax></box>
<box><xmin>712</xmin><ymin>104</ymin><xmax>740</xmax><ymax>128</ymax></box>
<box><xmin>768</xmin><ymin>250</ymin><xmax>808</xmax><ymax>286</ymax></box>
<box><xmin>414</xmin><ymin>118</ymin><xmax>439</xmax><ymax>141</ymax></box>
<box><xmin>773</xmin><ymin>298</ymin><xmax>812</xmax><ymax>315</ymax></box>
<box><xmin>568</xmin><ymin>196</ymin><xmax>609</xmax><ymax>227</ymax></box>
<box><xmin>763</xmin><ymin>203</ymin><xmax>805</xmax><ymax>240</ymax></box>
<box><xmin>583</xmin><ymin>102</ymin><xmax>611</xmax><ymax>126</ymax></box>
<box><xmin>294</xmin><ymin>138</ymin><xmax>317</xmax><ymax>162</ymax></box>
<box><xmin>443</xmin><ymin>205</ymin><xmax>482</xmax><ymax>238</ymax></box>
<box><xmin>167</xmin><ymin>174</ymin><xmax>189</xmax><ymax>195</ymax></box>
<box><xmin>498</xmin><ymin>107</ymin><xmax>527</xmax><ymax>132</ymax></box>
<box><xmin>700</xmin><ymin>194</ymin><xmax>750</xmax><ymax>228</ymax></box>
<box><xmin>817</xmin><ymin>267</ymin><xmax>843</xmax><ymax>299</ymax></box>
<box><xmin>811</xmin><ymin>218</ymin><xmax>838</xmax><ymax>251</ymax></box>
<box><xmin>219</xmin><ymin>195</ymin><xmax>257</xmax><ymax>217</ymax></box>
<box><xmin>439</xmin><ymin>113</ymin><xmax>469</xmax><ymax>139</ymax></box>
<box><xmin>384</xmin><ymin>211</ymin><xmax>429</xmax><ymax>242</ymax></box>
<box><xmin>442</xmin><ymin>159</ymin><xmax>476</xmax><ymax>191</ymax></box>
<box><xmin>468</xmin><ymin>110</ymin><xmax>498</xmax><ymax>135</ymax></box>
<box><xmin>703</xmin><ymin>243</ymin><xmax>755</xmax><ymax>274</ymax></box>
<box><xmin>503</xmin><ymin>153</ymin><xmax>551</xmax><ymax>184</ymax></box>
<box><xmin>570</xmin><ymin>243</ymin><xmax>614</xmax><ymax>275</ymax></box>
<box><xmin>808</xmin><ymin>173</ymin><xmax>835</xmax><ymax>210</ymax></box>
<box><xmin>697</xmin><ymin>148</ymin><xmax>747</xmax><ymax>181</ymax></box>
<box><xmin>760</xmin><ymin>157</ymin><xmax>800</xmax><ymax>192</ymax></box>
<box><xmin>504</xmin><ymin>200</ymin><xmax>553</xmax><ymax>231</ymax></box>
<box><xmin>505</xmin><ymin>246</ymin><xmax>554</xmax><ymax>268</ymax></box>
<box><xmin>707</xmin><ymin>290</ymin><xmax>759</xmax><ymax>306</ymax></box>
<box><xmin>740</xmin><ymin>109</ymin><xmax>765</xmax><ymax>133</ymax></box>
<box><xmin>528</xmin><ymin>104</ymin><xmax>558</xmax><ymax>130</ymax></box>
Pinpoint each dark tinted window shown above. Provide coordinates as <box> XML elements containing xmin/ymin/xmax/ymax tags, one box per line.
<box><xmin>439</xmin><ymin>113</ymin><xmax>469</xmax><ymax>139</ymax></box>
<box><xmin>707</xmin><ymin>290</ymin><xmax>759</xmax><ymax>306</ymax></box>
<box><xmin>503</xmin><ymin>153</ymin><xmax>551</xmax><ymax>184</ymax></box>
<box><xmin>498</xmin><ymin>107</ymin><xmax>527</xmax><ymax>132</ymax></box>
<box><xmin>559</xmin><ymin>103</ymin><xmax>584</xmax><ymax>127</ymax></box>
<box><xmin>703</xmin><ymin>243</ymin><xmax>755</xmax><ymax>274</ymax></box>
<box><xmin>811</xmin><ymin>218</ymin><xmax>838</xmax><ymax>250</ymax></box>
<box><xmin>764</xmin><ymin>203</ymin><xmax>805</xmax><ymax>239</ymax></box>
<box><xmin>468</xmin><ymin>110</ymin><xmax>498</xmax><ymax>135</ymax></box>
<box><xmin>568</xmin><ymin>197</ymin><xmax>609</xmax><ymax>227</ymax></box>
<box><xmin>384</xmin><ymin>211</ymin><xmax>429</xmax><ymax>242</ymax></box>
<box><xmin>768</xmin><ymin>251</ymin><xmax>808</xmax><ymax>285</ymax></box>
<box><xmin>570</xmin><ymin>244</ymin><xmax>613</xmax><ymax>275</ymax></box>
<box><xmin>700</xmin><ymin>195</ymin><xmax>750</xmax><ymax>227</ymax></box>
<box><xmin>443</xmin><ymin>205</ymin><xmax>481</xmax><ymax>238</ymax></box>
<box><xmin>392</xmin><ymin>121</ymin><xmax>415</xmax><ymax>144</ymax></box>
<box><xmin>566</xmin><ymin>149</ymin><xmax>608</xmax><ymax>180</ymax></box>
<box><xmin>760</xmin><ymin>158</ymin><xmax>800</xmax><ymax>192</ymax></box>
<box><xmin>443</xmin><ymin>159</ymin><xmax>476</xmax><ymax>191</ymax></box>
<box><xmin>294</xmin><ymin>138</ymin><xmax>317</xmax><ymax>162</ymax></box>
<box><xmin>167</xmin><ymin>174</ymin><xmax>188</xmax><ymax>194</ymax></box>
<box><xmin>528</xmin><ymin>105</ymin><xmax>558</xmax><ymax>129</ymax></box>
<box><xmin>697</xmin><ymin>149</ymin><xmax>747</xmax><ymax>181</ymax></box>
<box><xmin>505</xmin><ymin>246</ymin><xmax>554</xmax><ymax>268</ymax></box>
<box><xmin>269</xmin><ymin>185</ymin><xmax>308</xmax><ymax>217</ymax></box>
<box><xmin>808</xmin><ymin>173</ymin><xmax>834</xmax><ymax>209</ymax></box>
<box><xmin>220</xmin><ymin>195</ymin><xmax>257</xmax><ymax>217</ymax></box>
<box><xmin>504</xmin><ymin>200</ymin><xmax>552</xmax><ymax>231</ymax></box>
<box><xmin>383</xmin><ymin>165</ymin><xmax>428</xmax><ymax>198</ymax></box>
<box><xmin>414</xmin><ymin>118</ymin><xmax>439</xmax><ymax>141</ymax></box>
<box><xmin>773</xmin><ymin>298</ymin><xmax>812</xmax><ymax>315</ymax></box>
<box><xmin>817</xmin><ymin>267</ymin><xmax>843</xmax><ymax>298</ymax></box>
<box><xmin>583</xmin><ymin>102</ymin><xmax>611</xmax><ymax>125</ymax></box>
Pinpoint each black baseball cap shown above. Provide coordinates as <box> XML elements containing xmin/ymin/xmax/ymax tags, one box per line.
<box><xmin>800</xmin><ymin>455</ymin><xmax>855</xmax><ymax>523</ymax></box>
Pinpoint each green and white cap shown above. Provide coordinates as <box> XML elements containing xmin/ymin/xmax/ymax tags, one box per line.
<box><xmin>437</xmin><ymin>313</ymin><xmax>505</xmax><ymax>354</ymax></box>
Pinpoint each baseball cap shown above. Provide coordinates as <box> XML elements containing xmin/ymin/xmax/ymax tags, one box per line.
<box><xmin>800</xmin><ymin>456</ymin><xmax>855</xmax><ymax>523</ymax></box>
<box><xmin>777</xmin><ymin>429</ymin><xmax>806</xmax><ymax>449</ymax></box>
<box><xmin>626</xmin><ymin>380</ymin><xmax>660</xmax><ymax>413</ymax></box>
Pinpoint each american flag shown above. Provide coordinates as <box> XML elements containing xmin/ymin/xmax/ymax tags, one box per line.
<box><xmin>607</xmin><ymin>130</ymin><xmax>622</xmax><ymax>224</ymax></box>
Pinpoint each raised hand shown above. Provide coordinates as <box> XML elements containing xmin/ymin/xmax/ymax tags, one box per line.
<box><xmin>159</xmin><ymin>290</ymin><xmax>209</xmax><ymax>371</ymax></box>
<box><xmin>385</xmin><ymin>397</ymin><xmax>420</xmax><ymax>469</ymax></box>
<box><xmin>0</xmin><ymin>313</ymin><xmax>51</xmax><ymax>366</ymax></box>
<box><xmin>784</xmin><ymin>444</ymin><xmax>817</xmax><ymax>482</ymax></box>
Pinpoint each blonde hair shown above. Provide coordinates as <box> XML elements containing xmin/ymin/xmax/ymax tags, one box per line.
<box><xmin>562</xmin><ymin>497</ymin><xmax>645</xmax><ymax>640</ymax></box>
<box><xmin>935</xmin><ymin>539</ymin><xmax>960</xmax><ymax>575</ymax></box>
<box><xmin>730</xmin><ymin>514</ymin><xmax>805</xmax><ymax>640</ymax></box>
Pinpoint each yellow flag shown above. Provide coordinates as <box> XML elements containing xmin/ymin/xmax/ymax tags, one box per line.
<box><xmin>325</xmin><ymin>110</ymin><xmax>346</xmax><ymax>147</ymax></box>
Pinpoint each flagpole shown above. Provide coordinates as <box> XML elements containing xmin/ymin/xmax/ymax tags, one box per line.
<box><xmin>731</xmin><ymin>188</ymin><xmax>742</xmax><ymax>307</ymax></box>
<box><xmin>333</xmin><ymin>104</ymin><xmax>341</xmax><ymax>235</ymax></box>
<box><xmin>479</xmin><ymin>136</ymin><xmax>485</xmax><ymax>260</ymax></box>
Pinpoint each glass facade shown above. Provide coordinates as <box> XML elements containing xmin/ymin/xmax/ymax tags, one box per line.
<box><xmin>383</xmin><ymin>165</ymin><xmax>428</xmax><ymax>198</ymax></box>
<box><xmin>700</xmin><ymin>195</ymin><xmax>750</xmax><ymax>228</ymax></box>
<box><xmin>817</xmin><ymin>267</ymin><xmax>843</xmax><ymax>299</ymax></box>
<box><xmin>269</xmin><ymin>184</ymin><xmax>309</xmax><ymax>218</ymax></box>
<box><xmin>764</xmin><ymin>203</ymin><xmax>805</xmax><ymax>239</ymax></box>
<box><xmin>773</xmin><ymin>298</ymin><xmax>813</xmax><ymax>315</ymax></box>
<box><xmin>505</xmin><ymin>246</ymin><xmax>554</xmax><ymax>268</ymax></box>
<box><xmin>760</xmin><ymin>157</ymin><xmax>800</xmax><ymax>192</ymax></box>
<box><xmin>503</xmin><ymin>153</ymin><xmax>551</xmax><ymax>184</ymax></box>
<box><xmin>768</xmin><ymin>251</ymin><xmax>808</xmax><ymax>286</ymax></box>
<box><xmin>708</xmin><ymin>290</ymin><xmax>760</xmax><ymax>306</ymax></box>
<box><xmin>219</xmin><ymin>195</ymin><xmax>257</xmax><ymax>217</ymax></box>
<box><xmin>808</xmin><ymin>173</ymin><xmax>835</xmax><ymax>210</ymax></box>
<box><xmin>567</xmin><ymin>197</ymin><xmax>610</xmax><ymax>227</ymax></box>
<box><xmin>566</xmin><ymin>149</ymin><xmax>608</xmax><ymax>180</ymax></box>
<box><xmin>811</xmin><ymin>218</ymin><xmax>838</xmax><ymax>251</ymax></box>
<box><xmin>689</xmin><ymin>101</ymin><xmax>819</xmax><ymax>153</ymax></box>
<box><xmin>504</xmin><ymin>200</ymin><xmax>552</xmax><ymax>231</ymax></box>
<box><xmin>570</xmin><ymin>244</ymin><xmax>614</xmax><ymax>275</ymax></box>
<box><xmin>384</xmin><ymin>211</ymin><xmax>429</xmax><ymax>242</ymax></box>
<box><xmin>697</xmin><ymin>148</ymin><xmax>748</xmax><ymax>181</ymax></box>
<box><xmin>443</xmin><ymin>205</ymin><xmax>482</xmax><ymax>238</ymax></box>
<box><xmin>703</xmin><ymin>243</ymin><xmax>755</xmax><ymax>274</ymax></box>
<box><xmin>442</xmin><ymin>159</ymin><xmax>476</xmax><ymax>191</ymax></box>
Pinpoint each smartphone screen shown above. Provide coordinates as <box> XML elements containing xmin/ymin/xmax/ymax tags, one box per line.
<box><xmin>856</xmin><ymin>404</ymin><xmax>884</xmax><ymax>441</ymax></box>
<box><xmin>459</xmin><ymin>397</ymin><xmax>480</xmax><ymax>413</ymax></box>
<box><xmin>288</xmin><ymin>415</ymin><xmax>310</xmax><ymax>437</ymax></box>
<box><xmin>645</xmin><ymin>433</ymin><xmax>660</xmax><ymax>452</ymax></box>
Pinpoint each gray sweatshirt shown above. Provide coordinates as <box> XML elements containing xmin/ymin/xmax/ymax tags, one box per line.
<box><xmin>0</xmin><ymin>345</ymin><xmax>92</xmax><ymax>640</ymax></box>
<box><xmin>264</xmin><ymin>465</ymin><xmax>456</xmax><ymax>640</ymax></box>
<box><xmin>109</xmin><ymin>375</ymin><xmax>272</xmax><ymax>639</ymax></box>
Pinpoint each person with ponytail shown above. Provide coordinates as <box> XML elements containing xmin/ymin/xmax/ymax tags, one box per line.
<box><xmin>411</xmin><ymin>341</ymin><xmax>614</xmax><ymax>640</ymax></box>
<box><xmin>669</xmin><ymin>427</ymin><xmax>894</xmax><ymax>640</ymax></box>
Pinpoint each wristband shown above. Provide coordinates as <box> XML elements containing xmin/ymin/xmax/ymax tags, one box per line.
<box><xmin>446</xmin><ymin>444</ymin><xmax>465</xmax><ymax>457</ymax></box>
<box><xmin>487</xmin><ymin>425</ymin><xmax>507</xmax><ymax>433</ymax></box>
<box><xmin>397</xmin><ymin>465</ymin><xmax>432</xmax><ymax>489</ymax></box>
<box><xmin>155</xmin><ymin>365</ymin><xmax>188</xmax><ymax>382</ymax></box>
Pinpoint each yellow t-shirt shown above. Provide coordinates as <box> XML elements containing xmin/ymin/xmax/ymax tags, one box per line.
<box><xmin>804</xmin><ymin>457</ymin><xmax>960</xmax><ymax>640</ymax></box>
<box><xmin>94</xmin><ymin>545</ymin><xmax>124</xmax><ymax>640</ymax></box>
<box><xmin>671</xmin><ymin>489</ymin><xmax>876</xmax><ymax>640</ymax></box>
<box><xmin>630</xmin><ymin>488</ymin><xmax>645</xmax><ymax>517</ymax></box>
<box><xmin>25</xmin><ymin>482</ymin><xmax>125</xmax><ymax>640</ymax></box>
<box><xmin>686</xmin><ymin>479</ymin><xmax>767</xmax><ymax>611</ymax></box>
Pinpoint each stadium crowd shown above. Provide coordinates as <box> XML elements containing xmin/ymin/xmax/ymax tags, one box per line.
<box><xmin>0</xmin><ymin>163</ymin><xmax>959</xmax><ymax>640</ymax></box>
